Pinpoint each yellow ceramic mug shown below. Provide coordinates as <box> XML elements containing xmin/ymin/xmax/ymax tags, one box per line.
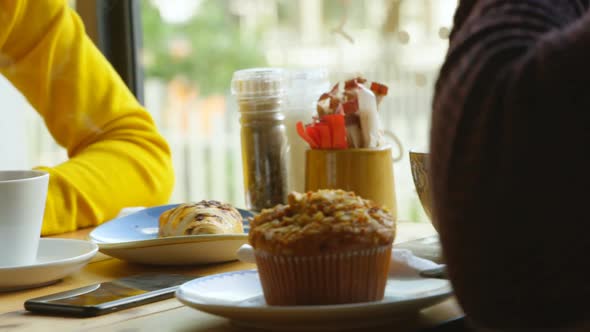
<box><xmin>305</xmin><ymin>145</ymin><xmax>398</xmax><ymax>219</ymax></box>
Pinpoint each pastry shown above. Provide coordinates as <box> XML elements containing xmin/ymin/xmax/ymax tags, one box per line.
<box><xmin>158</xmin><ymin>200</ymin><xmax>243</xmax><ymax>237</ymax></box>
<box><xmin>248</xmin><ymin>189</ymin><xmax>396</xmax><ymax>305</ymax></box>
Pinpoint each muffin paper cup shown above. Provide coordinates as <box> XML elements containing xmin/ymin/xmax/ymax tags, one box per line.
<box><xmin>254</xmin><ymin>244</ymin><xmax>392</xmax><ymax>305</ymax></box>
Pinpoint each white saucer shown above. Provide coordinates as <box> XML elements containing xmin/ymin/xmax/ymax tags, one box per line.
<box><xmin>0</xmin><ymin>238</ymin><xmax>98</xmax><ymax>292</ymax></box>
<box><xmin>89</xmin><ymin>204</ymin><xmax>253</xmax><ymax>265</ymax></box>
<box><xmin>176</xmin><ymin>270</ymin><xmax>453</xmax><ymax>331</ymax></box>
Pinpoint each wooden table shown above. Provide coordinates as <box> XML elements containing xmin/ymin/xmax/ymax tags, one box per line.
<box><xmin>0</xmin><ymin>222</ymin><xmax>463</xmax><ymax>331</ymax></box>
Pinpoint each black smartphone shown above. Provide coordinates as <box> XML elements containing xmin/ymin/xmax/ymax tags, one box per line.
<box><xmin>24</xmin><ymin>273</ymin><xmax>198</xmax><ymax>317</ymax></box>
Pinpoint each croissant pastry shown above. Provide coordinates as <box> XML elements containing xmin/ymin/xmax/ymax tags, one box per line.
<box><xmin>158</xmin><ymin>200</ymin><xmax>243</xmax><ymax>237</ymax></box>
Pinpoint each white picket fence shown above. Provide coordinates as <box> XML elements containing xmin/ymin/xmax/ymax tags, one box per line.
<box><xmin>148</xmin><ymin>66</ymin><xmax>436</xmax><ymax>222</ymax></box>
<box><xmin>18</xmin><ymin>66</ymin><xmax>436</xmax><ymax>223</ymax></box>
<box><xmin>163</xmin><ymin>108</ymin><xmax>245</xmax><ymax>207</ymax></box>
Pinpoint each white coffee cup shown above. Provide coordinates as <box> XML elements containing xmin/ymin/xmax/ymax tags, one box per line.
<box><xmin>0</xmin><ymin>170</ymin><xmax>49</xmax><ymax>267</ymax></box>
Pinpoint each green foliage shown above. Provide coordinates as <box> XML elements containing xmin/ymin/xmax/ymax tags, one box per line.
<box><xmin>141</xmin><ymin>0</ymin><xmax>267</xmax><ymax>96</ymax></box>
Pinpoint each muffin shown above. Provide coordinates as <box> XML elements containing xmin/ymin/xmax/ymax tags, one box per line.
<box><xmin>248</xmin><ymin>189</ymin><xmax>396</xmax><ymax>305</ymax></box>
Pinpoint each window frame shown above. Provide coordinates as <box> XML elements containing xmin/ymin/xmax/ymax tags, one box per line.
<box><xmin>76</xmin><ymin>0</ymin><xmax>144</xmax><ymax>103</ymax></box>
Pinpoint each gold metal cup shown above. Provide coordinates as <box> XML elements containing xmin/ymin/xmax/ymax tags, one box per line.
<box><xmin>305</xmin><ymin>145</ymin><xmax>398</xmax><ymax>219</ymax></box>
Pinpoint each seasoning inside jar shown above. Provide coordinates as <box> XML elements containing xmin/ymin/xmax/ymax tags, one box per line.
<box><xmin>231</xmin><ymin>68</ymin><xmax>288</xmax><ymax>211</ymax></box>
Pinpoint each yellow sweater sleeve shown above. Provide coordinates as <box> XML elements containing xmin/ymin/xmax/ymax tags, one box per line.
<box><xmin>0</xmin><ymin>0</ymin><xmax>175</xmax><ymax>235</ymax></box>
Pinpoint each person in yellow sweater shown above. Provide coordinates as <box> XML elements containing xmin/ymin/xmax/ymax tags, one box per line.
<box><xmin>0</xmin><ymin>0</ymin><xmax>175</xmax><ymax>235</ymax></box>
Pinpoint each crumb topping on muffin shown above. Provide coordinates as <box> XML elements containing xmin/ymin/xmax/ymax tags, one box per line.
<box><xmin>248</xmin><ymin>190</ymin><xmax>396</xmax><ymax>255</ymax></box>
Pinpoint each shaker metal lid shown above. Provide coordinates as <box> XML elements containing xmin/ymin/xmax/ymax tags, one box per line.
<box><xmin>231</xmin><ymin>67</ymin><xmax>285</xmax><ymax>98</ymax></box>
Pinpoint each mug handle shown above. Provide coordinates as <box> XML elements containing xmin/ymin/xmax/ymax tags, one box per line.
<box><xmin>383</xmin><ymin>130</ymin><xmax>404</xmax><ymax>162</ymax></box>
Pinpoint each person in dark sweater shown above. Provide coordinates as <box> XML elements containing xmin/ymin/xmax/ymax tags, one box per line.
<box><xmin>431</xmin><ymin>0</ymin><xmax>590</xmax><ymax>330</ymax></box>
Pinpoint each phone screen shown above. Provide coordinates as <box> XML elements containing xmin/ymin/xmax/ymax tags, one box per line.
<box><xmin>25</xmin><ymin>274</ymin><xmax>197</xmax><ymax>317</ymax></box>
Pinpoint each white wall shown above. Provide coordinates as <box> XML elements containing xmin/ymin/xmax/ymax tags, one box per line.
<box><xmin>0</xmin><ymin>75</ymin><xmax>30</xmax><ymax>170</ymax></box>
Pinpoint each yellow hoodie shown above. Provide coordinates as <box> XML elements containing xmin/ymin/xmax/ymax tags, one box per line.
<box><xmin>0</xmin><ymin>0</ymin><xmax>174</xmax><ymax>235</ymax></box>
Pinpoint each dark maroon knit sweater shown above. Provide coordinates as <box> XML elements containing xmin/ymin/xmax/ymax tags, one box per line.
<box><xmin>432</xmin><ymin>0</ymin><xmax>590</xmax><ymax>329</ymax></box>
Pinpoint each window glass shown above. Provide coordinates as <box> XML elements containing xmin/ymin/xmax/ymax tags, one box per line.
<box><xmin>4</xmin><ymin>1</ymin><xmax>458</xmax><ymax>226</ymax></box>
<box><xmin>141</xmin><ymin>0</ymin><xmax>457</xmax><ymax>222</ymax></box>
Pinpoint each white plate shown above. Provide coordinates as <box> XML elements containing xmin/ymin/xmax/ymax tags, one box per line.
<box><xmin>94</xmin><ymin>236</ymin><xmax>250</xmax><ymax>266</ymax></box>
<box><xmin>89</xmin><ymin>204</ymin><xmax>254</xmax><ymax>266</ymax></box>
<box><xmin>0</xmin><ymin>238</ymin><xmax>98</xmax><ymax>292</ymax></box>
<box><xmin>176</xmin><ymin>270</ymin><xmax>453</xmax><ymax>331</ymax></box>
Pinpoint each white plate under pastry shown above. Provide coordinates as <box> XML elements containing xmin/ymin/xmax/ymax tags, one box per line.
<box><xmin>175</xmin><ymin>270</ymin><xmax>453</xmax><ymax>331</ymax></box>
<box><xmin>0</xmin><ymin>238</ymin><xmax>98</xmax><ymax>292</ymax></box>
<box><xmin>89</xmin><ymin>204</ymin><xmax>254</xmax><ymax>266</ymax></box>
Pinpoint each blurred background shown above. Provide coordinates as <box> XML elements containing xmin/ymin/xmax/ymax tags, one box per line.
<box><xmin>0</xmin><ymin>0</ymin><xmax>457</xmax><ymax>223</ymax></box>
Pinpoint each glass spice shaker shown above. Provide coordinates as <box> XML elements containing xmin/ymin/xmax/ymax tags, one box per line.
<box><xmin>231</xmin><ymin>68</ymin><xmax>288</xmax><ymax>211</ymax></box>
<box><xmin>284</xmin><ymin>68</ymin><xmax>330</xmax><ymax>193</ymax></box>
